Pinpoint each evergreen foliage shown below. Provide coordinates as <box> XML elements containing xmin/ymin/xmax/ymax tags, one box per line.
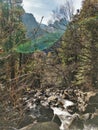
<box><xmin>59</xmin><ymin>0</ymin><xmax>98</xmax><ymax>89</ymax></box>
<box><xmin>0</xmin><ymin>0</ymin><xmax>26</xmax><ymax>79</ymax></box>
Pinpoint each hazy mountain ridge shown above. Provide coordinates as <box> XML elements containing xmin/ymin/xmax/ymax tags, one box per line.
<box><xmin>19</xmin><ymin>12</ymin><xmax>66</xmax><ymax>53</ymax></box>
<box><xmin>48</xmin><ymin>18</ymin><xmax>68</xmax><ymax>31</ymax></box>
<box><xmin>22</xmin><ymin>13</ymin><xmax>45</xmax><ymax>39</ymax></box>
<box><xmin>22</xmin><ymin>13</ymin><xmax>66</xmax><ymax>39</ymax></box>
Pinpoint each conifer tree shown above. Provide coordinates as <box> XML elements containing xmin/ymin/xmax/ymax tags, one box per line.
<box><xmin>0</xmin><ymin>0</ymin><xmax>25</xmax><ymax>81</ymax></box>
<box><xmin>59</xmin><ymin>0</ymin><xmax>98</xmax><ymax>89</ymax></box>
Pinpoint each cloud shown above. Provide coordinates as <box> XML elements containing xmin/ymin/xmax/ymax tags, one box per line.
<box><xmin>22</xmin><ymin>0</ymin><xmax>57</xmax><ymax>24</ymax></box>
<box><xmin>22</xmin><ymin>0</ymin><xmax>82</xmax><ymax>24</ymax></box>
<box><xmin>53</xmin><ymin>0</ymin><xmax>66</xmax><ymax>5</ymax></box>
<box><xmin>73</xmin><ymin>0</ymin><xmax>82</xmax><ymax>10</ymax></box>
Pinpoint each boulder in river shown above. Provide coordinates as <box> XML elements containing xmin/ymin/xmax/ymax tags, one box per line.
<box><xmin>19</xmin><ymin>121</ymin><xmax>60</xmax><ymax>130</ymax></box>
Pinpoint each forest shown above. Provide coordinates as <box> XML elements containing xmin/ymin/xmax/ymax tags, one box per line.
<box><xmin>0</xmin><ymin>0</ymin><xmax>98</xmax><ymax>130</ymax></box>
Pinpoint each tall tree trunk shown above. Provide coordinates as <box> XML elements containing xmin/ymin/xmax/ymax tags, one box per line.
<box><xmin>10</xmin><ymin>55</ymin><xmax>15</xmax><ymax>79</ymax></box>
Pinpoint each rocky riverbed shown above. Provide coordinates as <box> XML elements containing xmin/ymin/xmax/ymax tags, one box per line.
<box><xmin>0</xmin><ymin>86</ymin><xmax>98</xmax><ymax>130</ymax></box>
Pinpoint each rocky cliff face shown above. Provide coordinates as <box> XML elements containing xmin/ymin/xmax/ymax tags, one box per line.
<box><xmin>22</xmin><ymin>13</ymin><xmax>45</xmax><ymax>39</ymax></box>
<box><xmin>22</xmin><ymin>13</ymin><xmax>67</xmax><ymax>40</ymax></box>
<box><xmin>48</xmin><ymin>18</ymin><xmax>67</xmax><ymax>31</ymax></box>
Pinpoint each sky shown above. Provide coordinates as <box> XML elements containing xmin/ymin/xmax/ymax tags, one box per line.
<box><xmin>22</xmin><ymin>0</ymin><xmax>82</xmax><ymax>24</ymax></box>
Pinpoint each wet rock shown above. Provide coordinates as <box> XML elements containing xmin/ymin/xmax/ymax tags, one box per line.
<box><xmin>89</xmin><ymin>93</ymin><xmax>98</xmax><ymax>108</ymax></box>
<box><xmin>19</xmin><ymin>121</ymin><xmax>60</xmax><ymax>130</ymax></box>
<box><xmin>36</xmin><ymin>106</ymin><xmax>53</xmax><ymax>122</ymax></box>
<box><xmin>86</xmin><ymin>115</ymin><xmax>98</xmax><ymax>126</ymax></box>
<box><xmin>69</xmin><ymin>118</ymin><xmax>84</xmax><ymax>130</ymax></box>
<box><xmin>85</xmin><ymin>93</ymin><xmax>98</xmax><ymax>113</ymax></box>
<box><xmin>18</xmin><ymin>115</ymin><xmax>35</xmax><ymax>129</ymax></box>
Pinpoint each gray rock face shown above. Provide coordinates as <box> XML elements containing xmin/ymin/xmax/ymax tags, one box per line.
<box><xmin>22</xmin><ymin>13</ymin><xmax>67</xmax><ymax>39</ymax></box>
<box><xmin>22</xmin><ymin>13</ymin><xmax>44</xmax><ymax>39</ymax></box>
<box><xmin>48</xmin><ymin>18</ymin><xmax>67</xmax><ymax>31</ymax></box>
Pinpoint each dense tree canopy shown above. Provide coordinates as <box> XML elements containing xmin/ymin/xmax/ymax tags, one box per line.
<box><xmin>59</xmin><ymin>0</ymin><xmax>98</xmax><ymax>89</ymax></box>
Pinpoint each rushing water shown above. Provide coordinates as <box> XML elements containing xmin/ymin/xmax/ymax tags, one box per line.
<box><xmin>16</xmin><ymin>89</ymin><xmax>98</xmax><ymax>130</ymax></box>
<box><xmin>21</xmin><ymin>99</ymin><xmax>98</xmax><ymax>130</ymax></box>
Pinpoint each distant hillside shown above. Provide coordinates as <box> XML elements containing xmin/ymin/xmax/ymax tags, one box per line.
<box><xmin>22</xmin><ymin>13</ymin><xmax>45</xmax><ymax>39</ymax></box>
<box><xmin>16</xmin><ymin>31</ymin><xmax>63</xmax><ymax>53</ymax></box>
<box><xmin>49</xmin><ymin>18</ymin><xmax>68</xmax><ymax>31</ymax></box>
<box><xmin>18</xmin><ymin>13</ymin><xmax>67</xmax><ymax>53</ymax></box>
<box><xmin>22</xmin><ymin>13</ymin><xmax>67</xmax><ymax>39</ymax></box>
<box><xmin>40</xmin><ymin>24</ymin><xmax>55</xmax><ymax>33</ymax></box>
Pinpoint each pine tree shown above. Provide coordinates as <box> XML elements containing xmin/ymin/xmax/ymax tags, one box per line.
<box><xmin>0</xmin><ymin>0</ymin><xmax>26</xmax><ymax>81</ymax></box>
<box><xmin>75</xmin><ymin>0</ymin><xmax>98</xmax><ymax>89</ymax></box>
<box><xmin>59</xmin><ymin>0</ymin><xmax>98</xmax><ymax>89</ymax></box>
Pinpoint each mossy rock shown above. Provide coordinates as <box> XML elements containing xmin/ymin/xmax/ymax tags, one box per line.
<box><xmin>20</xmin><ymin>121</ymin><xmax>60</xmax><ymax>130</ymax></box>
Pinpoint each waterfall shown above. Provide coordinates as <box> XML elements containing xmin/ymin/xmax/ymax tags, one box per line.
<box><xmin>51</xmin><ymin>99</ymin><xmax>79</xmax><ymax>130</ymax></box>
